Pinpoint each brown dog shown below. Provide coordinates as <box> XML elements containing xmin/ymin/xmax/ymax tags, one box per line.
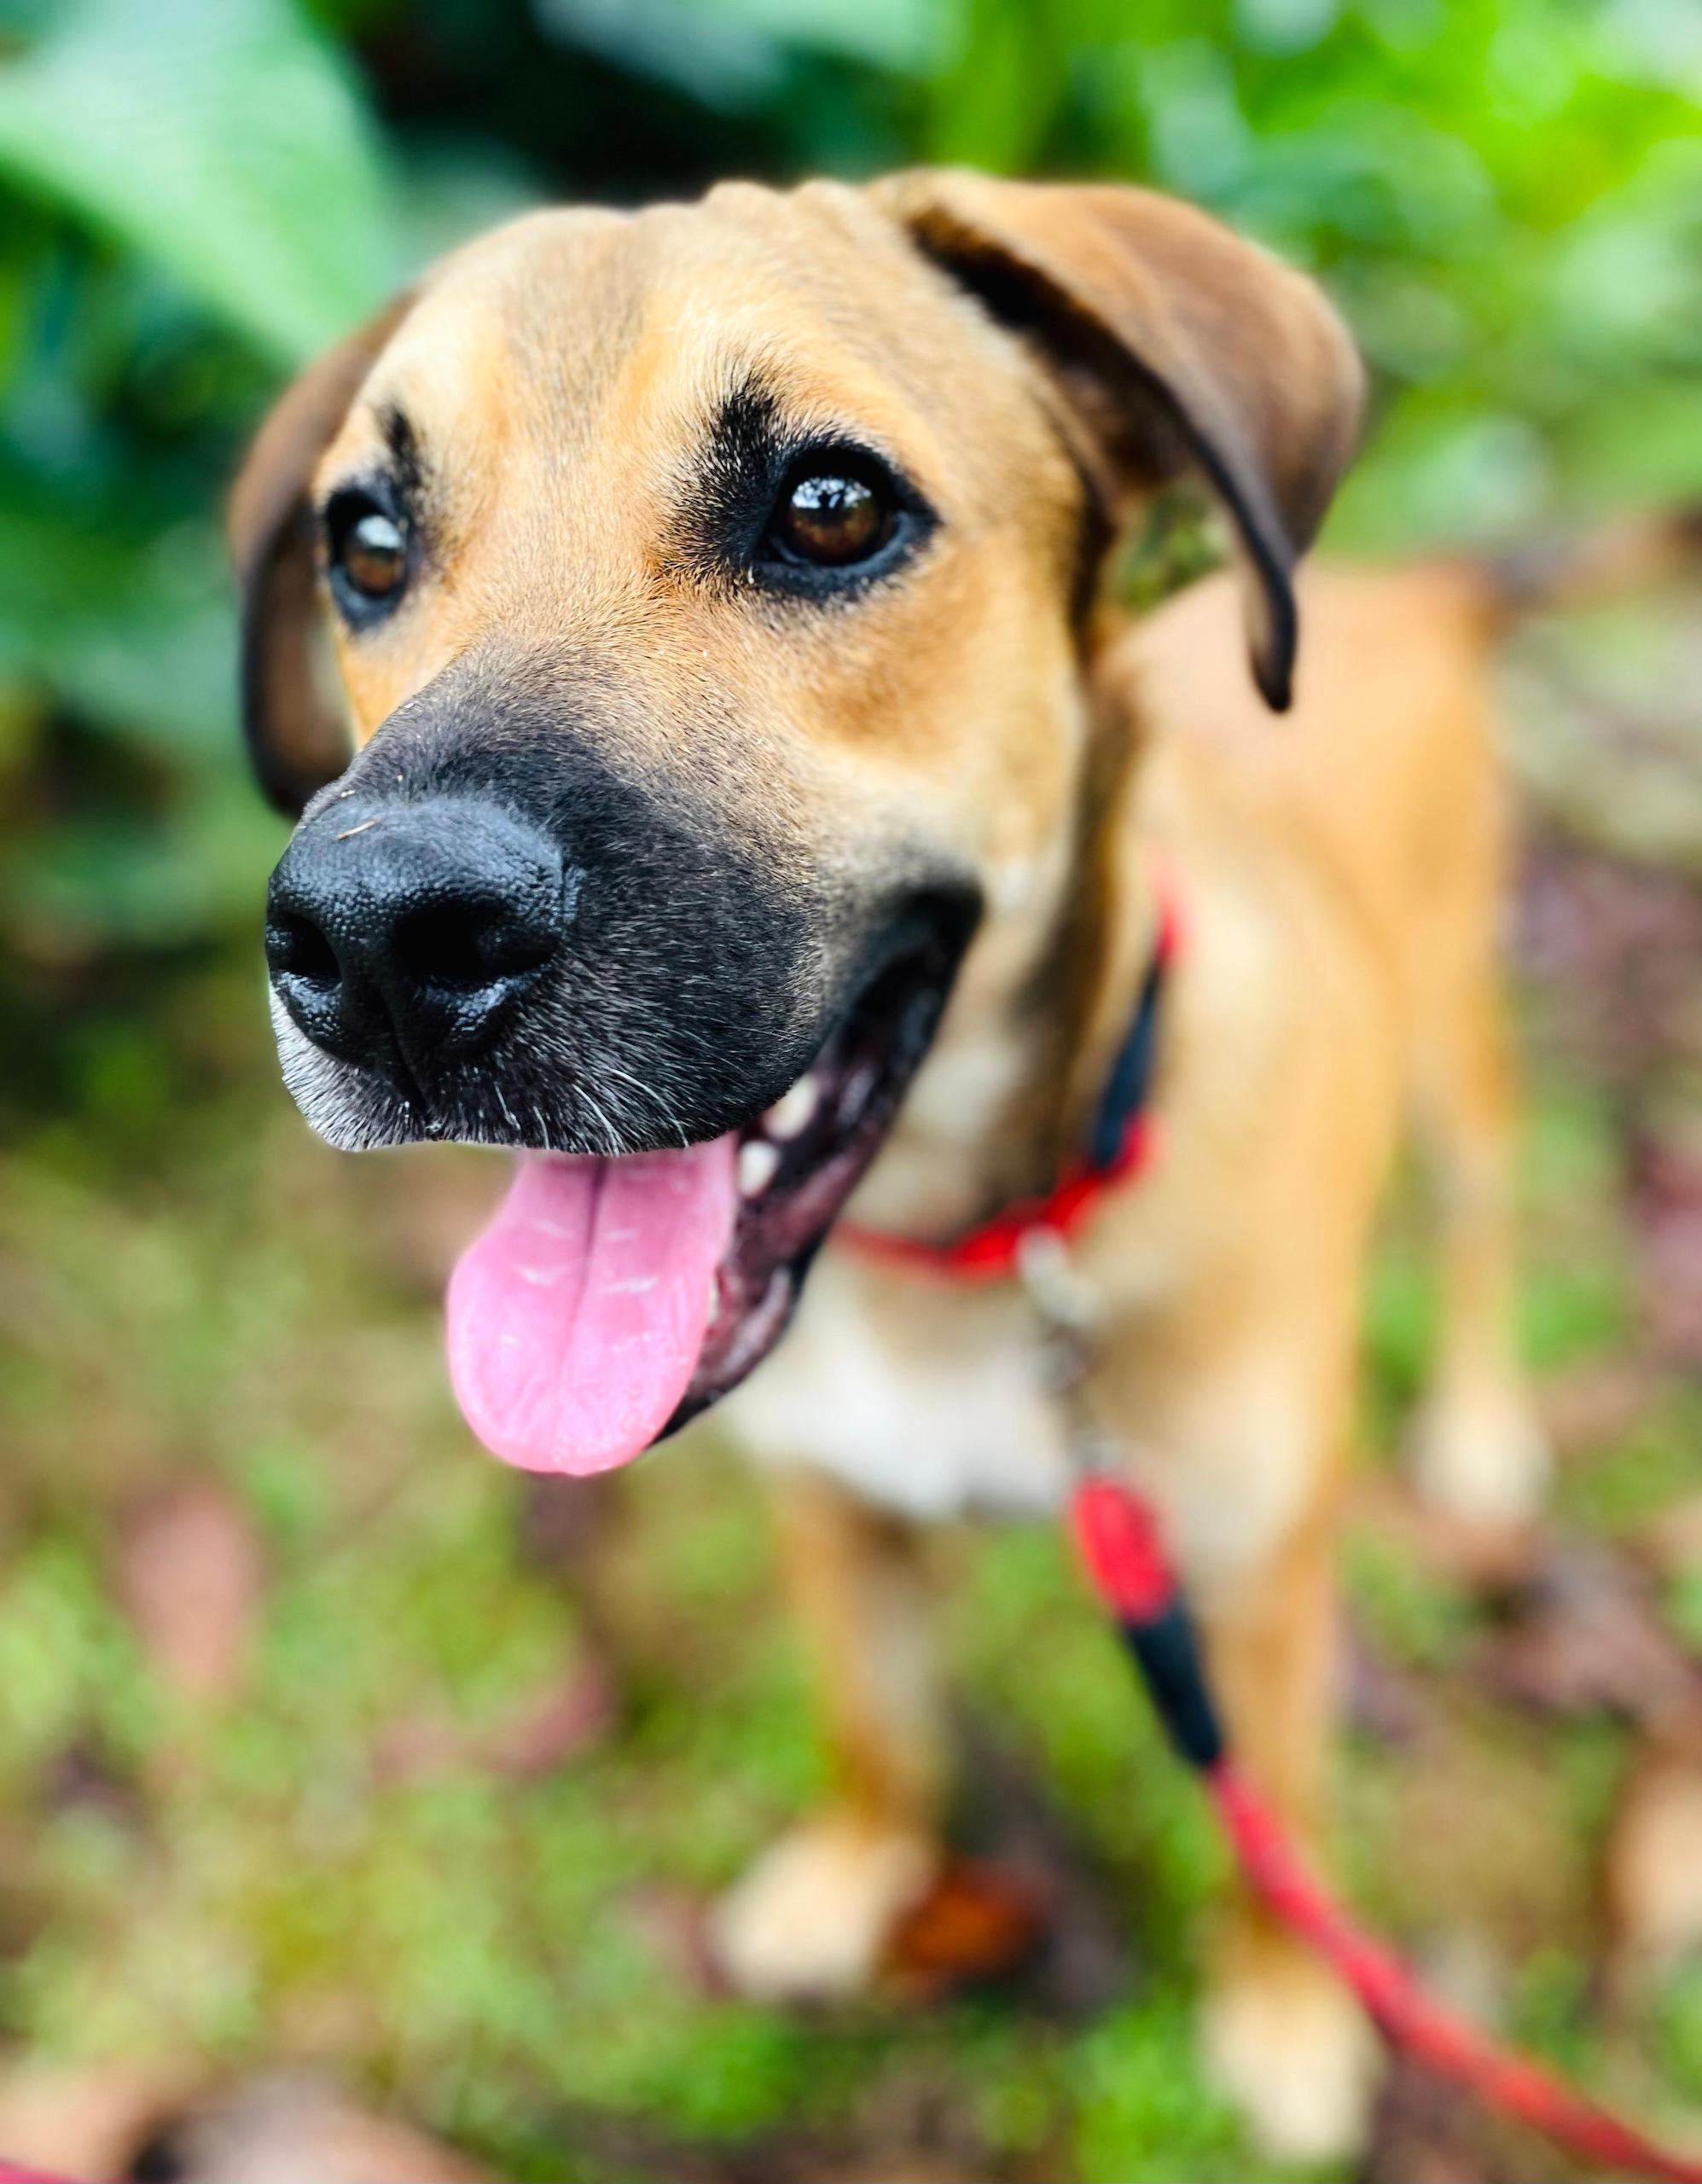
<box><xmin>231</xmin><ymin>172</ymin><xmax>1584</xmax><ymax>2160</ymax></box>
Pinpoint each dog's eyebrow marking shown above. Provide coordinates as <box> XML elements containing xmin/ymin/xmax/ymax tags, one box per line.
<box><xmin>657</xmin><ymin>369</ymin><xmax>788</xmax><ymax>586</ymax></box>
<box><xmin>378</xmin><ymin>400</ymin><xmax>427</xmax><ymax>505</ymax></box>
<box><xmin>704</xmin><ymin>375</ymin><xmax>786</xmax><ymax>485</ymax></box>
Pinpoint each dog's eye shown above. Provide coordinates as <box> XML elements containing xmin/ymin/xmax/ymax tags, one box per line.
<box><xmin>324</xmin><ymin>489</ymin><xmax>410</xmax><ymax>623</ymax></box>
<box><xmin>768</xmin><ymin>464</ymin><xmax>897</xmax><ymax>569</ymax></box>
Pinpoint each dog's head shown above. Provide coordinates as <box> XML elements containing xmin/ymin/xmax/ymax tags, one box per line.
<box><xmin>232</xmin><ymin>172</ymin><xmax>1362</xmax><ymax>1475</ymax></box>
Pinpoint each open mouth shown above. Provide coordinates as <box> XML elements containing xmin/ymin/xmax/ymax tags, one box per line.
<box><xmin>444</xmin><ymin>928</ymin><xmax>961</xmax><ymax>1476</ymax></box>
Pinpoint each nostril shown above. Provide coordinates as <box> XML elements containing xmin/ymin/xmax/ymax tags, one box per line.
<box><xmin>488</xmin><ymin>923</ymin><xmax>558</xmax><ymax>979</ymax></box>
<box><xmin>268</xmin><ymin>910</ymin><xmax>340</xmax><ymax>989</ymax></box>
<box><xmin>392</xmin><ymin>899</ymin><xmax>557</xmax><ymax>996</ymax></box>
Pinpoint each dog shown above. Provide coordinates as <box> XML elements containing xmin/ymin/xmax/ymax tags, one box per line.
<box><xmin>229</xmin><ymin>171</ymin><xmax>1676</xmax><ymax>2161</ymax></box>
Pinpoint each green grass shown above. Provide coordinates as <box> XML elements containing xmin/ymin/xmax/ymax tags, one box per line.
<box><xmin>0</xmin><ymin>954</ymin><xmax>1698</xmax><ymax>2180</ymax></box>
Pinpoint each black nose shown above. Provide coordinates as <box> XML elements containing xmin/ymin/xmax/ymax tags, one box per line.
<box><xmin>265</xmin><ymin>796</ymin><xmax>566</xmax><ymax>1077</ymax></box>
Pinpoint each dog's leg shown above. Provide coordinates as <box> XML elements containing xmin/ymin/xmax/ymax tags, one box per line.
<box><xmin>708</xmin><ymin>1466</ymin><xmax>948</xmax><ymax>2002</ymax></box>
<box><xmin>1128</xmin><ymin>1309</ymin><xmax>1379</xmax><ymax>2162</ymax></box>
<box><xmin>1197</xmin><ymin>1498</ymin><xmax>1380</xmax><ymax>2164</ymax></box>
<box><xmin>1407</xmin><ymin>940</ymin><xmax>1550</xmax><ymax>1525</ymax></box>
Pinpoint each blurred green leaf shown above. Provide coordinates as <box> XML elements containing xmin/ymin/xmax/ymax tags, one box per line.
<box><xmin>538</xmin><ymin>0</ymin><xmax>948</xmax><ymax>110</ymax></box>
<box><xmin>0</xmin><ymin>0</ymin><xmax>396</xmax><ymax>364</ymax></box>
<box><xmin>0</xmin><ymin>490</ymin><xmax>234</xmax><ymax>755</ymax></box>
<box><xmin>3</xmin><ymin>785</ymin><xmax>286</xmax><ymax>948</ymax></box>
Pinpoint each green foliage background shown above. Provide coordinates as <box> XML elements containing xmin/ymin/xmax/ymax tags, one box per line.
<box><xmin>1</xmin><ymin>0</ymin><xmax>1699</xmax><ymax>958</ymax></box>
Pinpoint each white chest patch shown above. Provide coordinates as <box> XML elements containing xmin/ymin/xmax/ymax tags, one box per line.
<box><xmin>716</xmin><ymin>1251</ymin><xmax>1072</xmax><ymax>1521</ymax></box>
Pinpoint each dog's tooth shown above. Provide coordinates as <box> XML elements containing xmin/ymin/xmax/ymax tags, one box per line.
<box><xmin>839</xmin><ymin>1062</ymin><xmax>879</xmax><ymax>1124</ymax></box>
<box><xmin>738</xmin><ymin>1139</ymin><xmax>781</xmax><ymax>1198</ymax></box>
<box><xmin>762</xmin><ymin>1075</ymin><xmax>821</xmax><ymax>1141</ymax></box>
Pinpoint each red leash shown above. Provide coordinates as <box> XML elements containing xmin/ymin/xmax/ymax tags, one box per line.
<box><xmin>845</xmin><ymin>872</ymin><xmax>1702</xmax><ymax>2178</ymax></box>
<box><xmin>1072</xmin><ymin>1473</ymin><xmax>1702</xmax><ymax>2181</ymax></box>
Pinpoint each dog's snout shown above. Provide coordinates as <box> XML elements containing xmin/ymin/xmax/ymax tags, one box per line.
<box><xmin>265</xmin><ymin>797</ymin><xmax>566</xmax><ymax>1077</ymax></box>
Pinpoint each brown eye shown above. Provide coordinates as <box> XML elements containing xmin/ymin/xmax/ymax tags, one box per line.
<box><xmin>343</xmin><ymin>511</ymin><xmax>405</xmax><ymax>595</ymax></box>
<box><xmin>325</xmin><ymin>490</ymin><xmax>410</xmax><ymax>624</ymax></box>
<box><xmin>772</xmin><ymin>468</ymin><xmax>894</xmax><ymax>567</ymax></box>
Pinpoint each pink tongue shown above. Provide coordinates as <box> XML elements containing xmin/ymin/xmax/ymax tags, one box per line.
<box><xmin>446</xmin><ymin>1136</ymin><xmax>738</xmax><ymax>1475</ymax></box>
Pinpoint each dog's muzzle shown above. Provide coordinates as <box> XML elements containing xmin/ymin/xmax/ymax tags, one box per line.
<box><xmin>264</xmin><ymin>795</ymin><xmax>567</xmax><ymax>1089</ymax></box>
<box><xmin>255</xmin><ymin>677</ymin><xmax>977</xmax><ymax>1478</ymax></box>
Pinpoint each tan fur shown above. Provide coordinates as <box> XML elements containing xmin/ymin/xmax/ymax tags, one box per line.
<box><xmin>232</xmin><ymin>175</ymin><xmax>1547</xmax><ymax>2161</ymax></box>
<box><xmin>727</xmin><ymin>560</ymin><xmax>1542</xmax><ymax>2157</ymax></box>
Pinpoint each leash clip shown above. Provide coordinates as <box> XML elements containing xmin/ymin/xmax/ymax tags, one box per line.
<box><xmin>1016</xmin><ymin>1224</ymin><xmax>1098</xmax><ymax>1336</ymax></box>
<box><xmin>1017</xmin><ymin>1228</ymin><xmax>1116</xmax><ymax>1473</ymax></box>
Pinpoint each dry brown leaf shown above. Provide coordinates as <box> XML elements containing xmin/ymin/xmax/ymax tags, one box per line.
<box><xmin>113</xmin><ymin>1479</ymin><xmax>265</xmax><ymax>1705</ymax></box>
<box><xmin>1474</xmin><ymin>1543</ymin><xmax>1702</xmax><ymax>1744</ymax></box>
<box><xmin>480</xmin><ymin>1658</ymin><xmax>619</xmax><ymax>1779</ymax></box>
<box><xmin>375</xmin><ymin>1657</ymin><xmax>614</xmax><ymax>1786</ymax></box>
<box><xmin>881</xmin><ymin>1858</ymin><xmax>1049</xmax><ymax>2001</ymax></box>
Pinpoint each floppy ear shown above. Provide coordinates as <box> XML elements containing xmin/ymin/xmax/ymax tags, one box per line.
<box><xmin>228</xmin><ymin>295</ymin><xmax>413</xmax><ymax>814</ymax></box>
<box><xmin>872</xmin><ymin>171</ymin><xmax>1364</xmax><ymax>710</ymax></box>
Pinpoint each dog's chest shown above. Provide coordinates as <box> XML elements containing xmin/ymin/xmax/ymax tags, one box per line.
<box><xmin>716</xmin><ymin>1250</ymin><xmax>1072</xmax><ymax>1519</ymax></box>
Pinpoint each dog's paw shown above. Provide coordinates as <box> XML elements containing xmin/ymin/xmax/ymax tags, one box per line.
<box><xmin>707</xmin><ymin>1818</ymin><xmax>938</xmax><ymax>2004</ymax></box>
<box><xmin>1204</xmin><ymin>1948</ymin><xmax>1380</xmax><ymax>2165</ymax></box>
<box><xmin>1408</xmin><ymin>1380</ymin><xmax>1552</xmax><ymax>1530</ymax></box>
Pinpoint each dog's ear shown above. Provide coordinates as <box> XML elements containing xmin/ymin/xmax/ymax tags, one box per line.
<box><xmin>873</xmin><ymin>171</ymin><xmax>1364</xmax><ymax>710</ymax></box>
<box><xmin>228</xmin><ymin>295</ymin><xmax>413</xmax><ymax>814</ymax></box>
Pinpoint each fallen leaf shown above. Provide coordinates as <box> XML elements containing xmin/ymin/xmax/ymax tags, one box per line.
<box><xmin>1473</xmin><ymin>1542</ymin><xmax>1702</xmax><ymax>1744</ymax></box>
<box><xmin>375</xmin><ymin>1657</ymin><xmax>615</xmax><ymax>1786</ymax></box>
<box><xmin>950</xmin><ymin>1720</ymin><xmax>1136</xmax><ymax>2020</ymax></box>
<box><xmin>881</xmin><ymin>1858</ymin><xmax>1049</xmax><ymax>2001</ymax></box>
<box><xmin>113</xmin><ymin>1480</ymin><xmax>265</xmax><ymax>1704</ymax></box>
<box><xmin>480</xmin><ymin>1658</ymin><xmax>619</xmax><ymax>1778</ymax></box>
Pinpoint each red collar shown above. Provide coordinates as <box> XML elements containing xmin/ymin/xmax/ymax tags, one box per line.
<box><xmin>839</xmin><ymin>880</ymin><xmax>1182</xmax><ymax>1282</ymax></box>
